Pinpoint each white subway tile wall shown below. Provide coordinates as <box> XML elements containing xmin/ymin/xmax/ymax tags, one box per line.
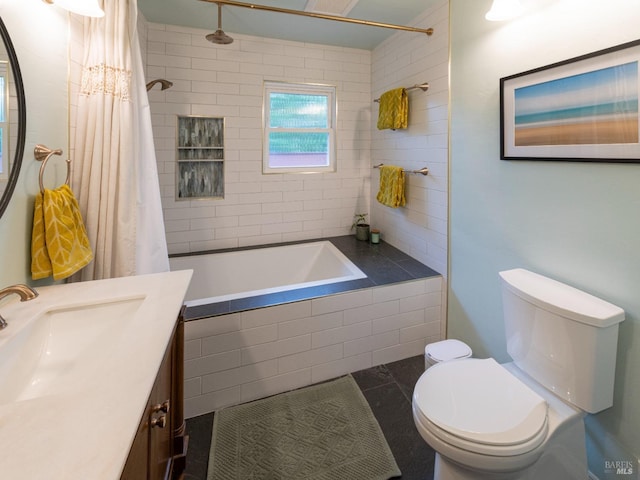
<box><xmin>370</xmin><ymin>1</ymin><xmax>449</xmax><ymax>276</ymax></box>
<box><xmin>144</xmin><ymin>21</ymin><xmax>373</xmax><ymax>254</ymax></box>
<box><xmin>141</xmin><ymin>0</ymin><xmax>448</xmax><ymax>275</ymax></box>
<box><xmin>184</xmin><ymin>277</ymin><xmax>443</xmax><ymax>418</ymax></box>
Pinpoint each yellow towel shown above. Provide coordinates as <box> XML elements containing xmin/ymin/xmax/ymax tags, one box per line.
<box><xmin>31</xmin><ymin>184</ymin><xmax>93</xmax><ymax>280</ymax></box>
<box><xmin>376</xmin><ymin>165</ymin><xmax>406</xmax><ymax>208</ymax></box>
<box><xmin>377</xmin><ymin>88</ymin><xmax>408</xmax><ymax>130</ymax></box>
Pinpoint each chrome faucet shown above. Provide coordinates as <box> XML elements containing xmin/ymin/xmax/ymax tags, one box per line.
<box><xmin>0</xmin><ymin>284</ymin><xmax>39</xmax><ymax>329</ymax></box>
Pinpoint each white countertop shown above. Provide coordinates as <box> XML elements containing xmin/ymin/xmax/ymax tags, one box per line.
<box><xmin>0</xmin><ymin>270</ymin><xmax>193</xmax><ymax>480</ymax></box>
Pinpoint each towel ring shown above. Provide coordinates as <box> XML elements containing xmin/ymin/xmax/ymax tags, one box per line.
<box><xmin>34</xmin><ymin>144</ymin><xmax>70</xmax><ymax>194</ymax></box>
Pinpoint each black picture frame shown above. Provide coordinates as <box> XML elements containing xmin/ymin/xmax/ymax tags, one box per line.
<box><xmin>500</xmin><ymin>39</ymin><xmax>640</xmax><ymax>162</ymax></box>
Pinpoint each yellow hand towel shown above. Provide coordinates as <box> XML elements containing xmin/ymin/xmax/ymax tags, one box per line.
<box><xmin>377</xmin><ymin>88</ymin><xmax>408</xmax><ymax>130</ymax></box>
<box><xmin>376</xmin><ymin>165</ymin><xmax>406</xmax><ymax>208</ymax></box>
<box><xmin>31</xmin><ymin>184</ymin><xmax>93</xmax><ymax>280</ymax></box>
<box><xmin>31</xmin><ymin>192</ymin><xmax>53</xmax><ymax>280</ymax></box>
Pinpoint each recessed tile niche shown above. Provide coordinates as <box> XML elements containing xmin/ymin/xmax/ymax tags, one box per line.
<box><xmin>176</xmin><ymin>115</ymin><xmax>224</xmax><ymax>200</ymax></box>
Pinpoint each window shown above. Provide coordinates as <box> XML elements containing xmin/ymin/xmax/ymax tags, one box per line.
<box><xmin>263</xmin><ymin>81</ymin><xmax>336</xmax><ymax>174</ymax></box>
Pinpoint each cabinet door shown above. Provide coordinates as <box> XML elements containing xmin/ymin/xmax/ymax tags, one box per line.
<box><xmin>149</xmin><ymin>334</ymin><xmax>174</xmax><ymax>480</ymax></box>
<box><xmin>121</xmin><ymin>329</ymin><xmax>174</xmax><ymax>480</ymax></box>
<box><xmin>120</xmin><ymin>406</ymin><xmax>150</xmax><ymax>479</ymax></box>
<box><xmin>121</xmin><ymin>321</ymin><xmax>183</xmax><ymax>480</ymax></box>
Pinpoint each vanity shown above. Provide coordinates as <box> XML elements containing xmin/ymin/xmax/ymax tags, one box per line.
<box><xmin>0</xmin><ymin>8</ymin><xmax>192</xmax><ymax>480</ymax></box>
<box><xmin>0</xmin><ymin>270</ymin><xmax>192</xmax><ymax>480</ymax></box>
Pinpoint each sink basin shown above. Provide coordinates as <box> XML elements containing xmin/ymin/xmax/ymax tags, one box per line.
<box><xmin>0</xmin><ymin>296</ymin><xmax>145</xmax><ymax>404</ymax></box>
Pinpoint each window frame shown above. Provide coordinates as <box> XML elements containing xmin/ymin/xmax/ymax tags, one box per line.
<box><xmin>262</xmin><ymin>81</ymin><xmax>337</xmax><ymax>174</ymax></box>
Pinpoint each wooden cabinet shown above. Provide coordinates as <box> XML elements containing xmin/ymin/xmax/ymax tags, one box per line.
<box><xmin>121</xmin><ymin>312</ymin><xmax>187</xmax><ymax>480</ymax></box>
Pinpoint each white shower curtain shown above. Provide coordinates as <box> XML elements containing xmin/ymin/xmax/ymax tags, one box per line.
<box><xmin>73</xmin><ymin>0</ymin><xmax>169</xmax><ymax>280</ymax></box>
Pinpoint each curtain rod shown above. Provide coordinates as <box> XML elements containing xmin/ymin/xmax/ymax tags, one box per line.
<box><xmin>199</xmin><ymin>0</ymin><xmax>434</xmax><ymax>37</ymax></box>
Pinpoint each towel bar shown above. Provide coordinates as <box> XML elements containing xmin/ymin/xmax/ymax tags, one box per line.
<box><xmin>35</xmin><ymin>144</ymin><xmax>71</xmax><ymax>194</ymax></box>
<box><xmin>374</xmin><ymin>83</ymin><xmax>429</xmax><ymax>103</ymax></box>
<box><xmin>374</xmin><ymin>163</ymin><xmax>429</xmax><ymax>176</ymax></box>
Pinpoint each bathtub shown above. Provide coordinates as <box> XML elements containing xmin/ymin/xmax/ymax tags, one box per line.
<box><xmin>169</xmin><ymin>241</ymin><xmax>367</xmax><ymax>307</ymax></box>
<box><xmin>171</xmin><ymin>236</ymin><xmax>443</xmax><ymax>417</ymax></box>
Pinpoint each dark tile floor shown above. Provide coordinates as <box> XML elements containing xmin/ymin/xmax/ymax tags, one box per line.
<box><xmin>183</xmin><ymin>354</ymin><xmax>435</xmax><ymax>480</ymax></box>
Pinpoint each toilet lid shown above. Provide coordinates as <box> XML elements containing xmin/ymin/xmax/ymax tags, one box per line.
<box><xmin>414</xmin><ymin>358</ymin><xmax>547</xmax><ymax>446</ymax></box>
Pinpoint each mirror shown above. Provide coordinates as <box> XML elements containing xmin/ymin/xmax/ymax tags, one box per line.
<box><xmin>0</xmin><ymin>17</ymin><xmax>25</xmax><ymax>219</ymax></box>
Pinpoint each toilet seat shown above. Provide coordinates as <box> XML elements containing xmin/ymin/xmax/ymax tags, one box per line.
<box><xmin>413</xmin><ymin>358</ymin><xmax>549</xmax><ymax>457</ymax></box>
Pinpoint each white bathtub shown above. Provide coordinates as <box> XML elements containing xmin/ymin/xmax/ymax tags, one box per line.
<box><xmin>169</xmin><ymin>241</ymin><xmax>367</xmax><ymax>307</ymax></box>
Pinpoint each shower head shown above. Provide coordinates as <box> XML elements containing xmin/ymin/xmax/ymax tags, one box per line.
<box><xmin>206</xmin><ymin>3</ymin><xmax>234</xmax><ymax>45</ymax></box>
<box><xmin>146</xmin><ymin>79</ymin><xmax>173</xmax><ymax>91</ymax></box>
<box><xmin>206</xmin><ymin>29</ymin><xmax>234</xmax><ymax>45</ymax></box>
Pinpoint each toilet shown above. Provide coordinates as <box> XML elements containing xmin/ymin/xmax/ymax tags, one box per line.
<box><xmin>412</xmin><ymin>268</ymin><xmax>625</xmax><ymax>480</ymax></box>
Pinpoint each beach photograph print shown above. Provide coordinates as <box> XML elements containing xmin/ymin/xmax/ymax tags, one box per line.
<box><xmin>514</xmin><ymin>62</ymin><xmax>638</xmax><ymax>147</ymax></box>
<box><xmin>501</xmin><ymin>39</ymin><xmax>640</xmax><ymax>161</ymax></box>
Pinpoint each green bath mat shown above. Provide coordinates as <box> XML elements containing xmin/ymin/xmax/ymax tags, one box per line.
<box><xmin>208</xmin><ymin>375</ymin><xmax>401</xmax><ymax>480</ymax></box>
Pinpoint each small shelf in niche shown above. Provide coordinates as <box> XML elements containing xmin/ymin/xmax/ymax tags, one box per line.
<box><xmin>176</xmin><ymin>115</ymin><xmax>225</xmax><ymax>200</ymax></box>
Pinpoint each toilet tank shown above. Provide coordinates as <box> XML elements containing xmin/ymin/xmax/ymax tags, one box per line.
<box><xmin>499</xmin><ymin>268</ymin><xmax>624</xmax><ymax>413</ymax></box>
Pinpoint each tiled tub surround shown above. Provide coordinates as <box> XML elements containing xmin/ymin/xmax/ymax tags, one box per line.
<box><xmin>180</xmin><ymin>236</ymin><xmax>443</xmax><ymax>418</ymax></box>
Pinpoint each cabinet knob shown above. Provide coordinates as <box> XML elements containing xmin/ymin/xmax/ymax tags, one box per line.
<box><xmin>152</xmin><ymin>400</ymin><xmax>170</xmax><ymax>414</ymax></box>
<box><xmin>151</xmin><ymin>414</ymin><xmax>167</xmax><ymax>429</ymax></box>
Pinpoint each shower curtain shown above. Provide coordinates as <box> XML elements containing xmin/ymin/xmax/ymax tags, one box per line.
<box><xmin>73</xmin><ymin>0</ymin><xmax>169</xmax><ymax>280</ymax></box>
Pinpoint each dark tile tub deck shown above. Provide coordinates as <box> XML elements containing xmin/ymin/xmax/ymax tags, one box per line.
<box><xmin>184</xmin><ymin>355</ymin><xmax>436</xmax><ymax>480</ymax></box>
<box><xmin>175</xmin><ymin>235</ymin><xmax>441</xmax><ymax>321</ymax></box>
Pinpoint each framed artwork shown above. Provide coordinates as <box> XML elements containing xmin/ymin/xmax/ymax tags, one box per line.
<box><xmin>500</xmin><ymin>39</ymin><xmax>640</xmax><ymax>162</ymax></box>
<box><xmin>176</xmin><ymin>116</ymin><xmax>224</xmax><ymax>199</ymax></box>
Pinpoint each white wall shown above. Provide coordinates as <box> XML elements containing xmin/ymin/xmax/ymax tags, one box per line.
<box><xmin>371</xmin><ymin>0</ymin><xmax>449</xmax><ymax>276</ymax></box>
<box><xmin>449</xmin><ymin>0</ymin><xmax>640</xmax><ymax>476</ymax></box>
<box><xmin>144</xmin><ymin>23</ymin><xmax>372</xmax><ymax>254</ymax></box>
<box><xmin>0</xmin><ymin>0</ymin><xmax>69</xmax><ymax>287</ymax></box>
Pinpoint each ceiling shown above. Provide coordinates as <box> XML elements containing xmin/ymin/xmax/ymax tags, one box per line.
<box><xmin>137</xmin><ymin>0</ymin><xmax>436</xmax><ymax>50</ymax></box>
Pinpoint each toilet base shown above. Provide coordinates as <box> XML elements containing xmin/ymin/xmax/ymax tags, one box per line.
<box><xmin>432</xmin><ymin>418</ymin><xmax>588</xmax><ymax>480</ymax></box>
